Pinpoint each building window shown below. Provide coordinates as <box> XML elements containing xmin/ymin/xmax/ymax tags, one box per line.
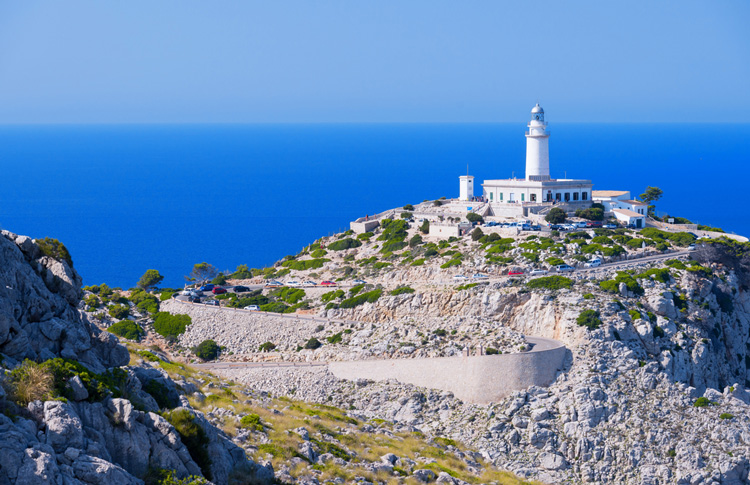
<box><xmin>565</xmin><ymin>193</ymin><xmax>570</xmax><ymax>201</ymax></box>
<box><xmin>582</xmin><ymin>192</ymin><xmax>588</xmax><ymax>200</ymax></box>
<box><xmin>490</xmin><ymin>192</ymin><xmax>493</xmax><ymax>201</ymax></box>
<box><xmin>555</xmin><ymin>193</ymin><xmax>561</xmax><ymax>201</ymax></box>
<box><xmin>573</xmin><ymin>192</ymin><xmax>579</xmax><ymax>201</ymax></box>
<box><xmin>547</xmin><ymin>192</ymin><xmax>552</xmax><ymax>202</ymax></box>
<box><xmin>521</xmin><ymin>193</ymin><xmax>525</xmax><ymax>202</ymax></box>
<box><xmin>499</xmin><ymin>192</ymin><xmax>503</xmax><ymax>201</ymax></box>
<box><xmin>530</xmin><ymin>193</ymin><xmax>537</xmax><ymax>202</ymax></box>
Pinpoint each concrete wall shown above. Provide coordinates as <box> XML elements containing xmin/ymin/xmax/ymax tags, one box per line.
<box><xmin>350</xmin><ymin>220</ymin><xmax>380</xmax><ymax>234</ymax></box>
<box><xmin>329</xmin><ymin>345</ymin><xmax>566</xmax><ymax>405</ymax></box>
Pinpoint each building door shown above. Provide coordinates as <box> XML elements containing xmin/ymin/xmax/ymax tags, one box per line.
<box><xmin>509</xmin><ymin>193</ymin><xmax>515</xmax><ymax>202</ymax></box>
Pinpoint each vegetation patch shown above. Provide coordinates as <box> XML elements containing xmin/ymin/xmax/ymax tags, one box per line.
<box><xmin>576</xmin><ymin>309</ymin><xmax>602</xmax><ymax>330</ymax></box>
<box><xmin>108</xmin><ymin>320</ymin><xmax>144</xmax><ymax>341</ymax></box>
<box><xmin>163</xmin><ymin>409</ymin><xmax>212</xmax><ymax>479</ymax></box>
<box><xmin>526</xmin><ymin>276</ymin><xmax>573</xmax><ymax>291</ymax></box>
<box><xmin>194</xmin><ymin>340</ymin><xmax>220</xmax><ymax>361</ymax></box>
<box><xmin>153</xmin><ymin>312</ymin><xmax>192</xmax><ymax>340</ymax></box>
<box><xmin>37</xmin><ymin>237</ymin><xmax>74</xmax><ymax>267</ymax></box>
<box><xmin>327</xmin><ymin>238</ymin><xmax>362</xmax><ymax>251</ymax></box>
<box><xmin>339</xmin><ymin>289</ymin><xmax>383</xmax><ymax>309</ymax></box>
<box><xmin>390</xmin><ymin>286</ymin><xmax>415</xmax><ymax>296</ymax></box>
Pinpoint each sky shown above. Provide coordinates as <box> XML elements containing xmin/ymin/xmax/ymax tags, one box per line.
<box><xmin>0</xmin><ymin>1</ymin><xmax>748</xmax><ymax>123</ymax></box>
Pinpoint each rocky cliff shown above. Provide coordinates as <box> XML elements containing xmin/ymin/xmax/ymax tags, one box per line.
<box><xmin>0</xmin><ymin>231</ymin><xmax>274</xmax><ymax>484</ymax></box>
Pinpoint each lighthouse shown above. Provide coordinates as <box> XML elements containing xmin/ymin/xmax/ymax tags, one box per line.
<box><xmin>525</xmin><ymin>103</ymin><xmax>550</xmax><ymax>181</ymax></box>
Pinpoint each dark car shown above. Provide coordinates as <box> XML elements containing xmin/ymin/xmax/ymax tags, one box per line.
<box><xmin>198</xmin><ymin>284</ymin><xmax>215</xmax><ymax>292</ymax></box>
<box><xmin>188</xmin><ymin>295</ymin><xmax>201</xmax><ymax>303</ymax></box>
<box><xmin>205</xmin><ymin>300</ymin><xmax>220</xmax><ymax>306</ymax></box>
<box><xmin>212</xmin><ymin>287</ymin><xmax>227</xmax><ymax>295</ymax></box>
<box><xmin>233</xmin><ymin>285</ymin><xmax>250</xmax><ymax>293</ymax></box>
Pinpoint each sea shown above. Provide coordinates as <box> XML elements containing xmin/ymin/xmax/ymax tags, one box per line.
<box><xmin>0</xmin><ymin>123</ymin><xmax>747</xmax><ymax>289</ymax></box>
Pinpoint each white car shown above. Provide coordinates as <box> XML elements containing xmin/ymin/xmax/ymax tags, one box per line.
<box><xmin>244</xmin><ymin>305</ymin><xmax>260</xmax><ymax>311</ymax></box>
<box><xmin>286</xmin><ymin>280</ymin><xmax>300</xmax><ymax>287</ymax></box>
<box><xmin>584</xmin><ymin>259</ymin><xmax>602</xmax><ymax>268</ymax></box>
<box><xmin>688</xmin><ymin>244</ymin><xmax>696</xmax><ymax>251</ymax></box>
<box><xmin>603</xmin><ymin>224</ymin><xmax>618</xmax><ymax>229</ymax></box>
<box><xmin>555</xmin><ymin>264</ymin><xmax>575</xmax><ymax>272</ymax></box>
<box><xmin>471</xmin><ymin>273</ymin><xmax>489</xmax><ymax>279</ymax></box>
<box><xmin>302</xmin><ymin>281</ymin><xmax>317</xmax><ymax>287</ymax></box>
<box><xmin>529</xmin><ymin>269</ymin><xmax>548</xmax><ymax>275</ymax></box>
<box><xmin>453</xmin><ymin>274</ymin><xmax>469</xmax><ymax>281</ymax></box>
<box><xmin>575</xmin><ymin>222</ymin><xmax>588</xmax><ymax>228</ymax></box>
<box><xmin>352</xmin><ymin>279</ymin><xmax>367</xmax><ymax>285</ymax></box>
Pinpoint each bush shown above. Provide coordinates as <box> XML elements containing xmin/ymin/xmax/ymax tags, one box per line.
<box><xmin>240</xmin><ymin>413</ymin><xmax>263</xmax><ymax>431</ymax></box>
<box><xmin>403</xmin><ymin>204</ymin><xmax>415</xmax><ymax>211</ymax></box>
<box><xmin>258</xmin><ymin>341</ymin><xmax>276</xmax><ymax>352</ymax></box>
<box><xmin>720</xmin><ymin>413</ymin><xmax>734</xmax><ymax>420</ymax></box>
<box><xmin>304</xmin><ymin>337</ymin><xmax>322</xmax><ymax>350</ymax></box>
<box><xmin>272</xmin><ymin>287</ymin><xmax>306</xmax><ymax>304</ymax></box>
<box><xmin>693</xmin><ymin>397</ymin><xmax>711</xmax><ymax>407</ymax></box>
<box><xmin>546</xmin><ymin>257</ymin><xmax>565</xmax><ymax>267</ymax></box>
<box><xmin>433</xmin><ymin>329</ymin><xmax>447</xmax><ymax>337</ymax></box>
<box><xmin>390</xmin><ymin>286</ymin><xmax>415</xmax><ymax>296</ymax></box>
<box><xmin>327</xmin><ymin>238</ymin><xmax>362</xmax><ymax>251</ymax></box>
<box><xmin>128</xmin><ymin>288</ymin><xmax>160</xmax><ymax>315</ymax></box>
<box><xmin>575</xmin><ymin>207</ymin><xmax>604</xmax><ymax>221</ymax></box>
<box><xmin>599</xmin><ymin>272</ymin><xmax>644</xmax><ymax>296</ymax></box>
<box><xmin>153</xmin><ymin>312</ymin><xmax>192</xmax><ymax>340</ymax></box>
<box><xmin>527</xmin><ymin>276</ymin><xmax>574</xmax><ymax>290</ymax></box>
<box><xmin>381</xmin><ymin>241</ymin><xmax>407</xmax><ymax>253</ymax></box>
<box><xmin>108</xmin><ymin>304</ymin><xmax>130</xmax><ymax>320</ymax></box>
<box><xmin>545</xmin><ymin>207</ymin><xmax>567</xmax><ymax>224</ymax></box>
<box><xmin>356</xmin><ymin>232</ymin><xmax>373</xmax><ymax>241</ymax></box>
<box><xmin>108</xmin><ymin>320</ymin><xmax>144</xmax><ymax>341</ymax></box>
<box><xmin>163</xmin><ymin>410</ymin><xmax>212</xmax><ymax>479</ymax></box>
<box><xmin>36</xmin><ymin>237</ymin><xmax>73</xmax><ymax>267</ymax></box>
<box><xmin>466</xmin><ymin>213</ymin><xmax>483</xmax><ymax>224</ymax></box>
<box><xmin>378</xmin><ymin>219</ymin><xmax>408</xmax><ymax>242</ymax></box>
<box><xmin>485</xmin><ymin>348</ymin><xmax>500</xmax><ymax>355</ymax></box>
<box><xmin>349</xmin><ymin>284</ymin><xmax>365</xmax><ymax>296</ymax></box>
<box><xmin>282</xmin><ymin>258</ymin><xmax>329</xmax><ymax>271</ymax></box>
<box><xmin>653</xmin><ymin>326</ymin><xmax>665</xmax><ymax>338</ymax></box>
<box><xmin>230</xmin><ymin>264</ymin><xmax>253</xmax><ymax>279</ymax></box>
<box><xmin>339</xmin><ymin>289</ymin><xmax>383</xmax><ymax>309</ymax></box>
<box><xmin>576</xmin><ymin>309</ymin><xmax>602</xmax><ymax>330</ymax></box>
<box><xmin>260</xmin><ymin>301</ymin><xmax>289</xmax><ymax>313</ymax></box>
<box><xmin>327</xmin><ymin>332</ymin><xmax>343</xmax><ymax>344</ymax></box>
<box><xmin>440</xmin><ymin>259</ymin><xmax>461</xmax><ymax>269</ymax></box>
<box><xmin>194</xmin><ymin>340</ymin><xmax>220</xmax><ymax>361</ymax></box>
<box><xmin>471</xmin><ymin>227</ymin><xmax>483</xmax><ymax>241</ymax></box>
<box><xmin>409</xmin><ymin>234</ymin><xmax>423</xmax><ymax>247</ymax></box>
<box><xmin>400</xmin><ymin>211</ymin><xmax>413</xmax><ymax>219</ymax></box>
<box><xmin>137</xmin><ymin>269</ymin><xmax>164</xmax><ymax>290</ymax></box>
<box><xmin>419</xmin><ymin>220</ymin><xmax>430</xmax><ymax>234</ymax></box>
<box><xmin>321</xmin><ymin>289</ymin><xmax>345</xmax><ymax>303</ymax></box>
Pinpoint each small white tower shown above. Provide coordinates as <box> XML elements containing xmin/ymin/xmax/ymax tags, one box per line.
<box><xmin>525</xmin><ymin>103</ymin><xmax>550</xmax><ymax>181</ymax></box>
<box><xmin>459</xmin><ymin>175</ymin><xmax>474</xmax><ymax>201</ymax></box>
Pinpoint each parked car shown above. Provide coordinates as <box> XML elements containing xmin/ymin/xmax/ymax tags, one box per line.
<box><xmin>508</xmin><ymin>270</ymin><xmax>524</xmax><ymax>276</ymax></box>
<box><xmin>529</xmin><ymin>269</ymin><xmax>548</xmax><ymax>275</ymax></box>
<box><xmin>530</xmin><ymin>225</ymin><xmax>541</xmax><ymax>231</ymax></box>
<box><xmin>586</xmin><ymin>221</ymin><xmax>603</xmax><ymax>228</ymax></box>
<box><xmin>320</xmin><ymin>281</ymin><xmax>337</xmax><ymax>286</ymax></box>
<box><xmin>575</xmin><ymin>222</ymin><xmax>588</xmax><ymax>228</ymax></box>
<box><xmin>584</xmin><ymin>258</ymin><xmax>602</xmax><ymax>268</ymax></box>
<box><xmin>302</xmin><ymin>281</ymin><xmax>317</xmax><ymax>287</ymax></box>
<box><xmin>198</xmin><ymin>284</ymin><xmax>215</xmax><ymax>292</ymax></box>
<box><xmin>603</xmin><ymin>224</ymin><xmax>618</xmax><ymax>229</ymax></box>
<box><xmin>555</xmin><ymin>264</ymin><xmax>575</xmax><ymax>272</ymax></box>
<box><xmin>233</xmin><ymin>285</ymin><xmax>250</xmax><ymax>293</ymax></box>
<box><xmin>188</xmin><ymin>295</ymin><xmax>201</xmax><ymax>303</ymax></box>
<box><xmin>212</xmin><ymin>287</ymin><xmax>227</xmax><ymax>295</ymax></box>
<box><xmin>205</xmin><ymin>300</ymin><xmax>220</xmax><ymax>306</ymax></box>
<box><xmin>547</xmin><ymin>224</ymin><xmax>561</xmax><ymax>230</ymax></box>
<box><xmin>244</xmin><ymin>305</ymin><xmax>260</xmax><ymax>311</ymax></box>
<box><xmin>471</xmin><ymin>273</ymin><xmax>488</xmax><ymax>279</ymax></box>
<box><xmin>688</xmin><ymin>243</ymin><xmax>696</xmax><ymax>251</ymax></box>
<box><xmin>452</xmin><ymin>275</ymin><xmax>469</xmax><ymax>281</ymax></box>
<box><xmin>521</xmin><ymin>224</ymin><xmax>531</xmax><ymax>231</ymax></box>
<box><xmin>352</xmin><ymin>279</ymin><xmax>367</xmax><ymax>285</ymax></box>
<box><xmin>286</xmin><ymin>281</ymin><xmax>300</xmax><ymax>287</ymax></box>
<box><xmin>180</xmin><ymin>289</ymin><xmax>194</xmax><ymax>296</ymax></box>
<box><xmin>486</xmin><ymin>221</ymin><xmax>498</xmax><ymax>227</ymax></box>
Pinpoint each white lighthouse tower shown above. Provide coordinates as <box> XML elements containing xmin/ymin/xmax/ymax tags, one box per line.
<box><xmin>525</xmin><ymin>103</ymin><xmax>550</xmax><ymax>181</ymax></box>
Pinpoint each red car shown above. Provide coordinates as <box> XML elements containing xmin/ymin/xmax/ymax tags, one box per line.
<box><xmin>508</xmin><ymin>270</ymin><xmax>524</xmax><ymax>276</ymax></box>
<box><xmin>320</xmin><ymin>281</ymin><xmax>337</xmax><ymax>287</ymax></box>
<box><xmin>212</xmin><ymin>287</ymin><xmax>227</xmax><ymax>295</ymax></box>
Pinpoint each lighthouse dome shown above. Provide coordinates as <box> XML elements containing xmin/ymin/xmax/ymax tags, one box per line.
<box><xmin>531</xmin><ymin>104</ymin><xmax>544</xmax><ymax>114</ymax></box>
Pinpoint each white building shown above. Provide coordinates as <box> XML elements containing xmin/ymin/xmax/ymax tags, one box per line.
<box><xmin>478</xmin><ymin>104</ymin><xmax>593</xmax><ymax>216</ymax></box>
<box><xmin>612</xmin><ymin>209</ymin><xmax>646</xmax><ymax>228</ymax></box>
<box><xmin>459</xmin><ymin>175</ymin><xmax>474</xmax><ymax>201</ymax></box>
<box><xmin>592</xmin><ymin>190</ymin><xmax>648</xmax><ymax>215</ymax></box>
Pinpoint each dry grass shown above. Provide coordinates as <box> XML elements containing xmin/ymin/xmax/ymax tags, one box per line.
<box><xmin>6</xmin><ymin>359</ymin><xmax>54</xmax><ymax>405</ymax></box>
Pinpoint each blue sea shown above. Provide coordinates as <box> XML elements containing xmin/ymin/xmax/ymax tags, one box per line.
<box><xmin>0</xmin><ymin>123</ymin><xmax>747</xmax><ymax>288</ymax></box>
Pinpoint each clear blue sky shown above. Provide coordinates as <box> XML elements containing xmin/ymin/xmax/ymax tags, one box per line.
<box><xmin>1</xmin><ymin>1</ymin><xmax>748</xmax><ymax>123</ymax></box>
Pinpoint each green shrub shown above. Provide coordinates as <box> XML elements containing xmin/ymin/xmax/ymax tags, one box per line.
<box><xmin>440</xmin><ymin>259</ymin><xmax>462</xmax><ymax>269</ymax></box>
<box><xmin>636</xmin><ymin>268</ymin><xmax>671</xmax><ymax>283</ymax></box>
<box><xmin>36</xmin><ymin>237</ymin><xmax>73</xmax><ymax>267</ymax></box>
<box><xmin>108</xmin><ymin>320</ymin><xmax>144</xmax><ymax>341</ymax></box>
<box><xmin>575</xmin><ymin>207</ymin><xmax>604</xmax><ymax>221</ymax></box>
<box><xmin>411</xmin><ymin>258</ymin><xmax>425</xmax><ymax>266</ymax></box>
<box><xmin>381</xmin><ymin>241</ymin><xmax>407</xmax><ymax>253</ymax></box>
<box><xmin>194</xmin><ymin>340</ymin><xmax>220</xmax><ymax>361</ymax></box>
<box><xmin>720</xmin><ymin>413</ymin><xmax>734</xmax><ymax>420</ymax></box>
<box><xmin>108</xmin><ymin>304</ymin><xmax>130</xmax><ymax>320</ymax></box>
<box><xmin>433</xmin><ymin>329</ymin><xmax>447</xmax><ymax>337</ymax></box>
<box><xmin>409</xmin><ymin>234</ymin><xmax>423</xmax><ymax>247</ymax></box>
<box><xmin>378</xmin><ymin>219</ymin><xmax>409</xmax><ymax>242</ymax></box>
<box><xmin>576</xmin><ymin>309</ymin><xmax>602</xmax><ymax>330</ymax></box>
<box><xmin>466</xmin><ymin>213</ymin><xmax>483</xmax><ymax>224</ymax></box>
<box><xmin>128</xmin><ymin>288</ymin><xmax>160</xmax><ymax>315</ymax></box>
<box><xmin>327</xmin><ymin>332</ymin><xmax>343</xmax><ymax>344</ymax></box>
<box><xmin>271</xmin><ymin>287</ymin><xmax>306</xmax><ymax>304</ymax></box>
<box><xmin>339</xmin><ymin>289</ymin><xmax>383</xmax><ymax>309</ymax></box>
<box><xmin>583</xmin><ymin>293</ymin><xmax>594</xmax><ymax>299</ymax></box>
<box><xmin>260</xmin><ymin>301</ymin><xmax>289</xmax><ymax>313</ymax></box>
<box><xmin>327</xmin><ymin>238</ymin><xmax>362</xmax><ymax>251</ymax></box>
<box><xmin>357</xmin><ymin>232</ymin><xmax>373</xmax><ymax>241</ymax></box>
<box><xmin>310</xmin><ymin>248</ymin><xmax>328</xmax><ymax>258</ymax></box>
<box><xmin>258</xmin><ymin>341</ymin><xmax>276</xmax><ymax>352</ymax></box>
<box><xmin>653</xmin><ymin>326</ymin><xmax>665</xmax><ymax>338</ymax></box>
<box><xmin>163</xmin><ymin>410</ymin><xmax>211</xmax><ymax>479</ymax></box>
<box><xmin>629</xmin><ymin>309</ymin><xmax>642</xmax><ymax>321</ymax></box>
<box><xmin>664</xmin><ymin>259</ymin><xmax>687</xmax><ymax>270</ymax></box>
<box><xmin>240</xmin><ymin>413</ymin><xmax>263</xmax><ymax>431</ymax></box>
<box><xmin>400</xmin><ymin>211</ymin><xmax>413</xmax><ymax>219</ymax></box>
<box><xmin>153</xmin><ymin>312</ymin><xmax>192</xmax><ymax>340</ymax></box>
<box><xmin>84</xmin><ymin>294</ymin><xmax>101</xmax><ymax>309</ymax></box>
<box><xmin>419</xmin><ymin>220</ymin><xmax>430</xmax><ymax>234</ymax></box>
<box><xmin>321</xmin><ymin>289</ymin><xmax>345</xmax><ymax>303</ymax></box>
<box><xmin>545</xmin><ymin>207</ymin><xmax>566</xmax><ymax>224</ymax></box>
<box><xmin>229</xmin><ymin>264</ymin><xmax>253</xmax><ymax>279</ymax></box>
<box><xmin>599</xmin><ymin>272</ymin><xmax>644</xmax><ymax>296</ymax></box>
<box><xmin>546</xmin><ymin>257</ymin><xmax>565</xmax><ymax>267</ymax></box>
<box><xmin>485</xmin><ymin>348</ymin><xmax>500</xmax><ymax>355</ymax></box>
<box><xmin>373</xmin><ymin>262</ymin><xmax>392</xmax><ymax>269</ymax></box>
<box><xmin>304</xmin><ymin>337</ymin><xmax>322</xmax><ymax>350</ymax></box>
<box><xmin>403</xmin><ymin>204</ymin><xmax>415</xmax><ymax>211</ymax></box>
<box><xmin>390</xmin><ymin>286</ymin><xmax>415</xmax><ymax>296</ymax></box>
<box><xmin>455</xmin><ymin>283</ymin><xmax>478</xmax><ymax>291</ymax></box>
<box><xmin>693</xmin><ymin>397</ymin><xmax>711</xmax><ymax>407</ymax></box>
<box><xmin>282</xmin><ymin>258</ymin><xmax>329</xmax><ymax>271</ymax></box>
<box><xmin>526</xmin><ymin>276</ymin><xmax>573</xmax><ymax>290</ymax></box>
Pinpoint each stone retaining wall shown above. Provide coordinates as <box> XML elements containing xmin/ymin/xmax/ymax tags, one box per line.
<box><xmin>329</xmin><ymin>344</ymin><xmax>566</xmax><ymax>405</ymax></box>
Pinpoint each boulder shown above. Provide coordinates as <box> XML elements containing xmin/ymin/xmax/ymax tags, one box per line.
<box><xmin>68</xmin><ymin>375</ymin><xmax>89</xmax><ymax>402</ymax></box>
<box><xmin>413</xmin><ymin>468</ymin><xmax>437</xmax><ymax>482</ymax></box>
<box><xmin>44</xmin><ymin>401</ymin><xmax>85</xmax><ymax>453</ymax></box>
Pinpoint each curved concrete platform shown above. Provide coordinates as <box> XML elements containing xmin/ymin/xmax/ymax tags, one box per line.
<box><xmin>329</xmin><ymin>336</ymin><xmax>566</xmax><ymax>405</ymax></box>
